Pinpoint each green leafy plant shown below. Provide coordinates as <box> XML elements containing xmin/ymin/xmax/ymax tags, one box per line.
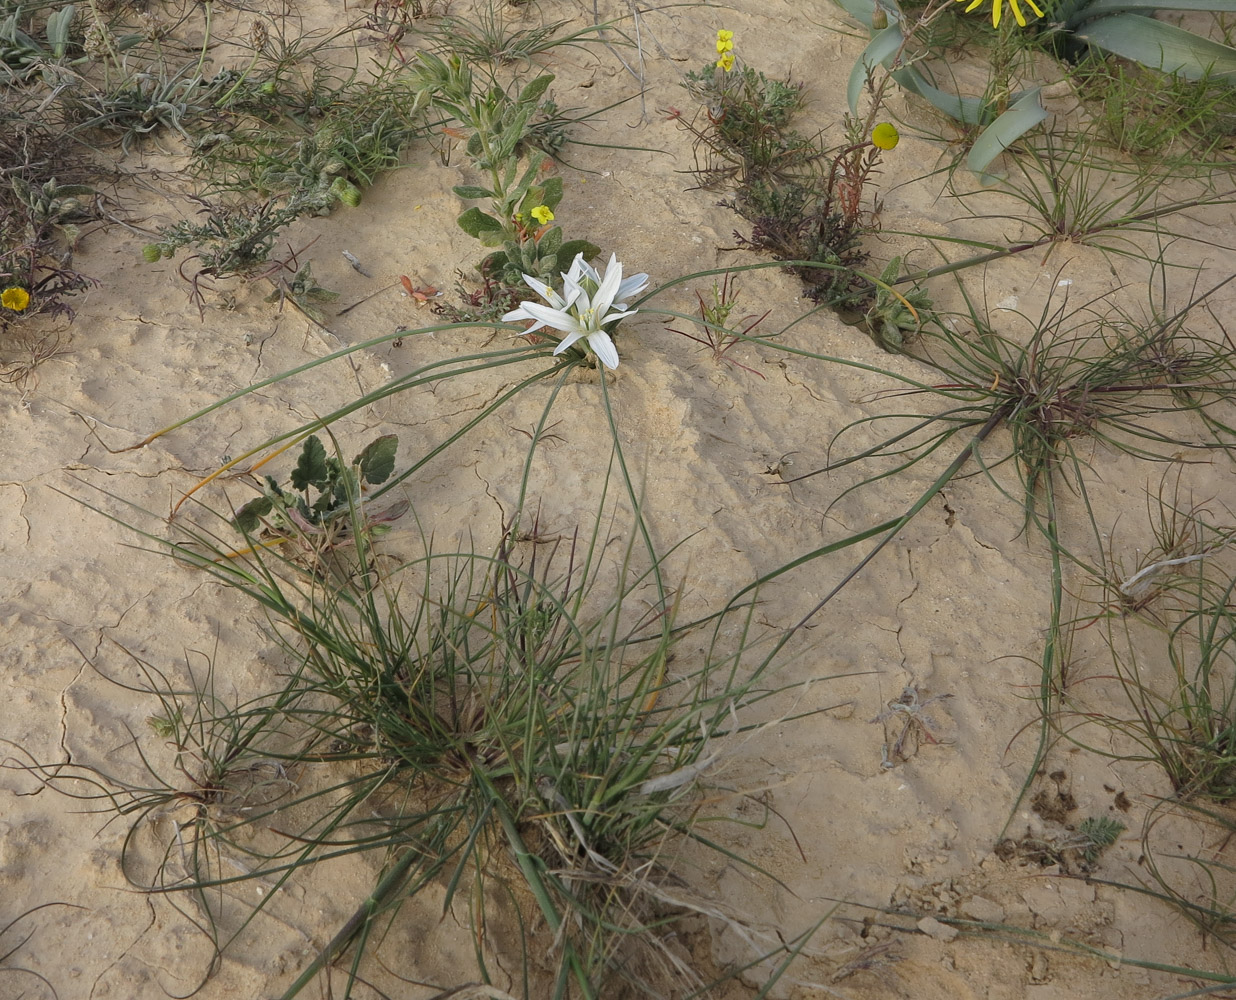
<box><xmin>409</xmin><ymin>51</ymin><xmax>602</xmax><ymax>302</ymax></box>
<box><xmin>425</xmin><ymin>4</ymin><xmax>612</xmax><ymax>67</ymax></box>
<box><xmin>858</xmin><ymin>255</ymin><xmax>933</xmax><ymax>351</ymax></box>
<box><xmin>681</xmin><ymin>55</ymin><xmax>812</xmax><ymax>189</ymax></box>
<box><xmin>68</xmin><ymin>62</ymin><xmax>230</xmax><ymax>154</ymax></box>
<box><xmin>0</xmin><ymin>103</ymin><xmax>97</xmax><ymax>326</ymax></box>
<box><xmin>0</xmin><ymin>0</ymin><xmax>77</xmax><ymax>80</ymax></box>
<box><xmin>143</xmin><ymin>197</ymin><xmax>310</xmax><ymax>278</ymax></box>
<box><xmin>232</xmin><ymin>433</ymin><xmax>405</xmax><ymax>547</ymax></box>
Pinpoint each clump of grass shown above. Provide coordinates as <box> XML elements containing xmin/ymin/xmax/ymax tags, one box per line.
<box><xmin>22</xmin><ymin>422</ymin><xmax>816</xmax><ymax>997</ymax></box>
<box><xmin>1069</xmin><ymin>57</ymin><xmax>1236</xmax><ymax>164</ymax></box>
<box><xmin>784</xmin><ymin>268</ymin><xmax>1236</xmax><ymax>532</ymax></box>
<box><xmin>940</xmin><ymin>124</ymin><xmax>1236</xmax><ymax>268</ymax></box>
<box><xmin>424</xmin><ymin>3</ymin><xmax>612</xmax><ymax>68</ymax></box>
<box><xmin>1062</xmin><ymin>487</ymin><xmax>1236</xmax><ymax>800</ymax></box>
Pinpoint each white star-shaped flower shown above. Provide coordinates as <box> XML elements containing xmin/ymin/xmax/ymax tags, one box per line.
<box><xmin>503</xmin><ymin>253</ymin><xmax>649</xmax><ymax>370</ymax></box>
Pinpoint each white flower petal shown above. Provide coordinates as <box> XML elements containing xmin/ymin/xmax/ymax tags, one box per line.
<box><xmin>573</xmin><ymin>253</ymin><xmax>599</xmax><ymax>286</ymax></box>
<box><xmin>587</xmin><ymin>331</ymin><xmax>620</xmax><ymax>370</ymax></box>
<box><xmin>520</xmin><ymin>273</ymin><xmax>564</xmax><ymax>309</ymax></box>
<box><xmin>502</xmin><ymin>303</ymin><xmax>551</xmax><ymax>334</ymax></box>
<box><xmin>552</xmin><ymin>330</ymin><xmax>586</xmax><ymax>356</ymax></box>
<box><xmin>593</xmin><ymin>254</ymin><xmax>623</xmax><ymax>315</ymax></box>
<box><xmin>520</xmin><ymin>300</ymin><xmax>580</xmax><ymax>334</ymax></box>
<box><xmin>615</xmin><ymin>272</ymin><xmax>649</xmax><ymax>308</ymax></box>
<box><xmin>597</xmin><ymin>308</ymin><xmax>638</xmax><ymax>327</ymax></box>
<box><xmin>562</xmin><ymin>253</ymin><xmax>588</xmax><ymax>286</ymax></box>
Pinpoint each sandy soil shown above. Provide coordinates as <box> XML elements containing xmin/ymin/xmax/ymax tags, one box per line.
<box><xmin>3</xmin><ymin>0</ymin><xmax>1236</xmax><ymax>996</ymax></box>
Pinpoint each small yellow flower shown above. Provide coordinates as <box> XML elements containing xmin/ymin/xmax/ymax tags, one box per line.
<box><xmin>1</xmin><ymin>287</ymin><xmax>30</xmax><ymax>311</ymax></box>
<box><xmin>871</xmin><ymin>122</ymin><xmax>900</xmax><ymax>150</ymax></box>
<box><xmin>715</xmin><ymin>29</ymin><xmax>734</xmax><ymax>54</ymax></box>
<box><xmin>530</xmin><ymin>205</ymin><xmax>554</xmax><ymax>226</ymax></box>
<box><xmin>954</xmin><ymin>0</ymin><xmax>1044</xmax><ymax>28</ymax></box>
<box><xmin>716</xmin><ymin>52</ymin><xmax>735</xmax><ymax>72</ymax></box>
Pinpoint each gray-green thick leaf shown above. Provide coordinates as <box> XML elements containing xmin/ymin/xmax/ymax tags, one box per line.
<box><xmin>540</xmin><ymin>175</ymin><xmax>563</xmax><ymax>210</ymax></box>
<box><xmin>849</xmin><ymin>27</ymin><xmax>904</xmax><ymax>117</ymax></box>
<box><xmin>46</xmin><ymin>5</ymin><xmax>74</xmax><ymax>58</ymax></box>
<box><xmin>967</xmin><ymin>88</ymin><xmax>1049</xmax><ymax>180</ymax></box>
<box><xmin>291</xmin><ymin>435</ymin><xmax>328</xmax><ymax>491</ymax></box>
<box><xmin>452</xmin><ymin>184</ymin><xmax>493</xmax><ymax>200</ymax></box>
<box><xmin>1067</xmin><ymin>0</ymin><xmax>1236</xmax><ymax>25</ymax></box>
<box><xmin>354</xmin><ymin>434</ymin><xmax>398</xmax><ymax>485</ymax></box>
<box><xmin>1074</xmin><ymin>14</ymin><xmax>1236</xmax><ymax>80</ymax></box>
<box><xmin>892</xmin><ymin>64</ymin><xmax>997</xmax><ymax>124</ymax></box>
<box><xmin>538</xmin><ymin>225</ymin><xmax>563</xmax><ymax>255</ymax></box>
<box><xmin>835</xmin><ymin>0</ymin><xmax>885</xmax><ymax>29</ymax></box>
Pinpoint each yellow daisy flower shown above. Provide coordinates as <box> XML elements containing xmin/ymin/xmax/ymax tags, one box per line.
<box><xmin>2</xmin><ymin>286</ymin><xmax>30</xmax><ymax>311</ymax></box>
<box><xmin>955</xmin><ymin>0</ymin><xmax>1045</xmax><ymax>28</ymax></box>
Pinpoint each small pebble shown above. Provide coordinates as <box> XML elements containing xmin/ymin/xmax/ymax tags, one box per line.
<box><xmin>917</xmin><ymin>916</ymin><xmax>959</xmax><ymax>942</ymax></box>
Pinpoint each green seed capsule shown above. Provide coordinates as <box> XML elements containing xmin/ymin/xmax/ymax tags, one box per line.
<box><xmin>142</xmin><ymin>244</ymin><xmax>163</xmax><ymax>262</ymax></box>
<box><xmin>331</xmin><ymin>177</ymin><xmax>362</xmax><ymax>207</ymax></box>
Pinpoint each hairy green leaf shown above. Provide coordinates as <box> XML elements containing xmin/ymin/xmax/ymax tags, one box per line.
<box><xmin>355</xmin><ymin>435</ymin><xmax>399</xmax><ymax>485</ymax></box>
<box><xmin>291</xmin><ymin>435</ymin><xmax>329</xmax><ymax>491</ymax></box>
<box><xmin>231</xmin><ymin>495</ymin><xmax>273</xmax><ymax>534</ymax></box>
<box><xmin>457</xmin><ymin>207</ymin><xmax>504</xmax><ymax>239</ymax></box>
<box><xmin>453</xmin><ymin>185</ymin><xmax>494</xmax><ymax>200</ymax></box>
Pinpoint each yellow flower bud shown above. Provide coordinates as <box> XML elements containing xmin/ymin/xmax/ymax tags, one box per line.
<box><xmin>871</xmin><ymin>122</ymin><xmax>899</xmax><ymax>150</ymax></box>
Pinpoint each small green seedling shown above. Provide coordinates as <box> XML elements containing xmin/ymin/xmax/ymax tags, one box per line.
<box><xmin>264</xmin><ymin>260</ymin><xmax>339</xmax><ymax>324</ymax></box>
<box><xmin>1078</xmin><ymin>815</ymin><xmax>1125</xmax><ymax>864</ymax></box>
<box><xmin>666</xmin><ymin>272</ymin><xmax>771</xmax><ymax>378</ymax></box>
